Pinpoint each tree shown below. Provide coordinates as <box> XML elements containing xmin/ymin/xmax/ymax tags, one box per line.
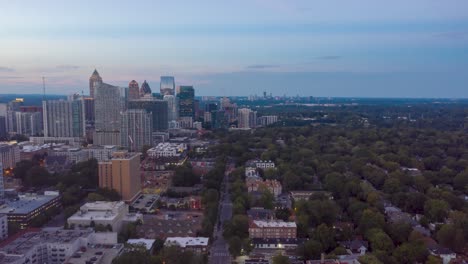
<box><xmin>259</xmin><ymin>188</ymin><xmax>274</xmax><ymax>209</ymax></box>
<box><xmin>313</xmin><ymin>224</ymin><xmax>336</xmax><ymax>252</ymax></box>
<box><xmin>298</xmin><ymin>240</ymin><xmax>322</xmax><ymax>260</ymax></box>
<box><xmin>367</xmin><ymin>229</ymin><xmax>394</xmax><ymax>252</ymax></box>
<box><xmin>272</xmin><ymin>253</ymin><xmax>290</xmax><ymax>264</ymax></box>
<box><xmin>424</xmin><ymin>199</ymin><xmax>449</xmax><ymax>222</ymax></box>
<box><xmin>453</xmin><ymin>170</ymin><xmax>468</xmax><ymax>191</ymax></box>
<box><xmin>359</xmin><ymin>209</ymin><xmax>385</xmax><ymax>234</ymax></box>
<box><xmin>392</xmin><ymin>242</ymin><xmax>428</xmax><ymax>264</ymax></box>
<box><xmin>359</xmin><ymin>254</ymin><xmax>384</xmax><ymax>264</ymax></box>
<box><xmin>387</xmin><ymin>222</ymin><xmax>412</xmax><ymax>245</ymax></box>
<box><xmin>436</xmin><ymin>224</ymin><xmax>466</xmax><ymax>253</ymax></box>
<box><xmin>228</xmin><ymin>236</ymin><xmax>242</xmax><ymax>257</ymax></box>
<box><xmin>275</xmin><ymin>208</ymin><xmax>291</xmax><ymax>221</ymax></box>
<box><xmin>425</xmin><ymin>255</ymin><xmax>442</xmax><ymax>264</ymax></box>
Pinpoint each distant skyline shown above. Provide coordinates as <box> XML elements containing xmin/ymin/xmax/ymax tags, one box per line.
<box><xmin>1</xmin><ymin>0</ymin><xmax>468</xmax><ymax>97</ymax></box>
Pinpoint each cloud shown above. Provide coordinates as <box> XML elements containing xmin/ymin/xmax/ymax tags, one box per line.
<box><xmin>0</xmin><ymin>67</ymin><xmax>15</xmax><ymax>72</ymax></box>
<box><xmin>316</xmin><ymin>55</ymin><xmax>342</xmax><ymax>60</ymax></box>
<box><xmin>246</xmin><ymin>64</ymin><xmax>279</xmax><ymax>69</ymax></box>
<box><xmin>56</xmin><ymin>65</ymin><xmax>80</xmax><ymax>71</ymax></box>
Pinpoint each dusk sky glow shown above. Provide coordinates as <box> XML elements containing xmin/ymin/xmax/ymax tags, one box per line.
<box><xmin>1</xmin><ymin>0</ymin><xmax>467</xmax><ymax>97</ymax></box>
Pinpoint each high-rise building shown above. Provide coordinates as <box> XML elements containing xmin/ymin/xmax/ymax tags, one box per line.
<box><xmin>178</xmin><ymin>86</ymin><xmax>195</xmax><ymax>119</ymax></box>
<box><xmin>81</xmin><ymin>96</ymin><xmax>95</xmax><ymax>125</ymax></box>
<box><xmin>140</xmin><ymin>80</ymin><xmax>152</xmax><ymax>97</ymax></box>
<box><xmin>98</xmin><ymin>152</ymin><xmax>141</xmax><ymax>203</ymax></box>
<box><xmin>0</xmin><ymin>117</ymin><xmax>6</xmax><ymax>139</ymax></box>
<box><xmin>89</xmin><ymin>69</ymin><xmax>103</xmax><ymax>98</ymax></box>
<box><xmin>0</xmin><ymin>163</ymin><xmax>4</xmax><ymax>199</ymax></box>
<box><xmin>0</xmin><ymin>141</ymin><xmax>20</xmax><ymax>169</ymax></box>
<box><xmin>258</xmin><ymin>115</ymin><xmax>278</xmax><ymax>126</ymax></box>
<box><xmin>128</xmin><ymin>99</ymin><xmax>168</xmax><ymax>131</ymax></box>
<box><xmin>121</xmin><ymin>109</ymin><xmax>152</xmax><ymax>152</ymax></box>
<box><xmin>15</xmin><ymin>112</ymin><xmax>42</xmax><ymax>136</ymax></box>
<box><xmin>128</xmin><ymin>80</ymin><xmax>140</xmax><ymax>100</ymax></box>
<box><xmin>94</xmin><ymin>83</ymin><xmax>127</xmax><ymax>145</ymax></box>
<box><xmin>163</xmin><ymin>95</ymin><xmax>178</xmax><ymax>122</ymax></box>
<box><xmin>238</xmin><ymin>108</ymin><xmax>250</xmax><ymax>128</ymax></box>
<box><xmin>43</xmin><ymin>99</ymin><xmax>85</xmax><ymax>137</ymax></box>
<box><xmin>160</xmin><ymin>76</ymin><xmax>175</xmax><ymax>96</ymax></box>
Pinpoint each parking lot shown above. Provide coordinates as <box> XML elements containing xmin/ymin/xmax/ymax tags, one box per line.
<box><xmin>131</xmin><ymin>194</ymin><xmax>159</xmax><ymax>213</ymax></box>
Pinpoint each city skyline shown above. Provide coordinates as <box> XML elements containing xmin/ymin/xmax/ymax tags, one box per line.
<box><xmin>1</xmin><ymin>1</ymin><xmax>468</xmax><ymax>97</ymax></box>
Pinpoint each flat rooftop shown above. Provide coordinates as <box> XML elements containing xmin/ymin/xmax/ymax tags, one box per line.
<box><xmin>0</xmin><ymin>194</ymin><xmax>59</xmax><ymax>215</ymax></box>
<box><xmin>252</xmin><ymin>220</ymin><xmax>296</xmax><ymax>228</ymax></box>
<box><xmin>165</xmin><ymin>237</ymin><xmax>209</xmax><ymax>247</ymax></box>
<box><xmin>0</xmin><ymin>228</ymin><xmax>93</xmax><ymax>256</ymax></box>
<box><xmin>65</xmin><ymin>244</ymin><xmax>124</xmax><ymax>264</ymax></box>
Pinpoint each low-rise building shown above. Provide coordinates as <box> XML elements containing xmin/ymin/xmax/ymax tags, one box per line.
<box><xmin>249</xmin><ymin>220</ymin><xmax>297</xmax><ymax>239</ymax></box>
<box><xmin>247</xmin><ymin>178</ymin><xmax>282</xmax><ymax>197</ymax></box>
<box><xmin>164</xmin><ymin>237</ymin><xmax>209</xmax><ymax>253</ymax></box>
<box><xmin>49</xmin><ymin>146</ymin><xmax>88</xmax><ymax>164</ymax></box>
<box><xmin>247</xmin><ymin>160</ymin><xmax>275</xmax><ymax>169</ymax></box>
<box><xmin>251</xmin><ymin>238</ymin><xmax>305</xmax><ymax>249</ymax></box>
<box><xmin>127</xmin><ymin>238</ymin><xmax>156</xmax><ymax>251</ymax></box>
<box><xmin>67</xmin><ymin>201</ymin><xmax>142</xmax><ymax>232</ymax></box>
<box><xmin>290</xmin><ymin>191</ymin><xmax>333</xmax><ymax>201</ymax></box>
<box><xmin>29</xmin><ymin>136</ymin><xmax>84</xmax><ymax>147</ymax></box>
<box><xmin>0</xmin><ymin>228</ymin><xmax>123</xmax><ymax>264</ymax></box>
<box><xmin>137</xmin><ymin>213</ymin><xmax>203</xmax><ymax>239</ymax></box>
<box><xmin>86</xmin><ymin>145</ymin><xmax>118</xmax><ymax>161</ymax></box>
<box><xmin>0</xmin><ymin>191</ymin><xmax>61</xmax><ymax>229</ymax></box>
<box><xmin>147</xmin><ymin>143</ymin><xmax>187</xmax><ymax>158</ymax></box>
<box><xmin>247</xmin><ymin>208</ymin><xmax>274</xmax><ymax>220</ymax></box>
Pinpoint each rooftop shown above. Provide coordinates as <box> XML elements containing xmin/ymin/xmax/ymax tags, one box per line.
<box><xmin>0</xmin><ymin>193</ymin><xmax>60</xmax><ymax>215</ymax></box>
<box><xmin>127</xmin><ymin>239</ymin><xmax>156</xmax><ymax>250</ymax></box>
<box><xmin>165</xmin><ymin>237</ymin><xmax>209</xmax><ymax>247</ymax></box>
<box><xmin>68</xmin><ymin>201</ymin><xmax>127</xmax><ymax>221</ymax></box>
<box><xmin>0</xmin><ymin>228</ymin><xmax>93</xmax><ymax>256</ymax></box>
<box><xmin>251</xmin><ymin>220</ymin><xmax>296</xmax><ymax>228</ymax></box>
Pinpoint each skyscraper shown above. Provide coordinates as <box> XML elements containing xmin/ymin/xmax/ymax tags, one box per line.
<box><xmin>178</xmin><ymin>86</ymin><xmax>195</xmax><ymax>119</ymax></box>
<box><xmin>128</xmin><ymin>99</ymin><xmax>168</xmax><ymax>131</ymax></box>
<box><xmin>120</xmin><ymin>109</ymin><xmax>152</xmax><ymax>152</ymax></box>
<box><xmin>89</xmin><ymin>69</ymin><xmax>103</xmax><ymax>98</ymax></box>
<box><xmin>163</xmin><ymin>95</ymin><xmax>178</xmax><ymax>122</ymax></box>
<box><xmin>43</xmin><ymin>99</ymin><xmax>85</xmax><ymax>137</ymax></box>
<box><xmin>238</xmin><ymin>108</ymin><xmax>256</xmax><ymax>129</ymax></box>
<box><xmin>15</xmin><ymin>112</ymin><xmax>42</xmax><ymax>136</ymax></box>
<box><xmin>140</xmin><ymin>80</ymin><xmax>152</xmax><ymax>97</ymax></box>
<box><xmin>81</xmin><ymin>97</ymin><xmax>95</xmax><ymax>125</ymax></box>
<box><xmin>94</xmin><ymin>83</ymin><xmax>127</xmax><ymax>145</ymax></box>
<box><xmin>128</xmin><ymin>80</ymin><xmax>140</xmax><ymax>100</ymax></box>
<box><xmin>160</xmin><ymin>76</ymin><xmax>175</xmax><ymax>96</ymax></box>
<box><xmin>0</xmin><ymin>163</ymin><xmax>4</xmax><ymax>199</ymax></box>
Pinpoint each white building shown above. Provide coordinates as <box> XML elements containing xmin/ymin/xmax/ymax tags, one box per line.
<box><xmin>127</xmin><ymin>239</ymin><xmax>156</xmax><ymax>251</ymax></box>
<box><xmin>49</xmin><ymin>146</ymin><xmax>88</xmax><ymax>164</ymax></box>
<box><xmin>258</xmin><ymin>115</ymin><xmax>278</xmax><ymax>126</ymax></box>
<box><xmin>0</xmin><ymin>141</ymin><xmax>20</xmax><ymax>169</ymax></box>
<box><xmin>67</xmin><ymin>201</ymin><xmax>142</xmax><ymax>232</ymax></box>
<box><xmin>249</xmin><ymin>160</ymin><xmax>275</xmax><ymax>169</ymax></box>
<box><xmin>164</xmin><ymin>237</ymin><xmax>209</xmax><ymax>253</ymax></box>
<box><xmin>0</xmin><ymin>214</ymin><xmax>7</xmax><ymax>241</ymax></box>
<box><xmin>86</xmin><ymin>145</ymin><xmax>118</xmax><ymax>161</ymax></box>
<box><xmin>0</xmin><ymin>228</ymin><xmax>123</xmax><ymax>264</ymax></box>
<box><xmin>147</xmin><ymin>142</ymin><xmax>187</xmax><ymax>158</ymax></box>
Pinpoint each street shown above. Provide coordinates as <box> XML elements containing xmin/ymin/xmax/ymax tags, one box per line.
<box><xmin>209</xmin><ymin>165</ymin><xmax>233</xmax><ymax>264</ymax></box>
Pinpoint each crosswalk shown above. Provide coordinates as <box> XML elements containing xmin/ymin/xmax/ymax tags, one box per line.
<box><xmin>213</xmin><ymin>252</ymin><xmax>230</xmax><ymax>257</ymax></box>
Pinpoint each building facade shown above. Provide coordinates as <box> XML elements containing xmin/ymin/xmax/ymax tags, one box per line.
<box><xmin>178</xmin><ymin>86</ymin><xmax>195</xmax><ymax>119</ymax></box>
<box><xmin>98</xmin><ymin>152</ymin><xmax>141</xmax><ymax>202</ymax></box>
<box><xmin>160</xmin><ymin>76</ymin><xmax>175</xmax><ymax>96</ymax></box>
<box><xmin>128</xmin><ymin>99</ymin><xmax>168</xmax><ymax>131</ymax></box>
<box><xmin>43</xmin><ymin>99</ymin><xmax>85</xmax><ymax>138</ymax></box>
<box><xmin>0</xmin><ymin>141</ymin><xmax>20</xmax><ymax>169</ymax></box>
<box><xmin>120</xmin><ymin>109</ymin><xmax>152</xmax><ymax>152</ymax></box>
<box><xmin>94</xmin><ymin>83</ymin><xmax>127</xmax><ymax>145</ymax></box>
<box><xmin>89</xmin><ymin>69</ymin><xmax>103</xmax><ymax>98</ymax></box>
<box><xmin>163</xmin><ymin>95</ymin><xmax>179</xmax><ymax>122</ymax></box>
<box><xmin>128</xmin><ymin>80</ymin><xmax>140</xmax><ymax>100</ymax></box>
<box><xmin>248</xmin><ymin>220</ymin><xmax>297</xmax><ymax>239</ymax></box>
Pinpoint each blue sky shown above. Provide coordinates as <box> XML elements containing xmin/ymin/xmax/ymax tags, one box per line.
<box><xmin>1</xmin><ymin>0</ymin><xmax>467</xmax><ymax>97</ymax></box>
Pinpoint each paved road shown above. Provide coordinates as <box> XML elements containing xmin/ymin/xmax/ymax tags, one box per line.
<box><xmin>209</xmin><ymin>165</ymin><xmax>234</xmax><ymax>264</ymax></box>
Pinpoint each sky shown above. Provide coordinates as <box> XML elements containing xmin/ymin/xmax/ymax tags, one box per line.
<box><xmin>1</xmin><ymin>0</ymin><xmax>468</xmax><ymax>97</ymax></box>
